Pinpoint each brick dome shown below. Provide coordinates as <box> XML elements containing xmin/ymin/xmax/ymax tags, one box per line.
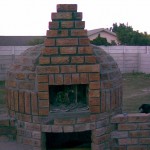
<box><xmin>5</xmin><ymin>4</ymin><xmax>123</xmax><ymax>150</ymax></box>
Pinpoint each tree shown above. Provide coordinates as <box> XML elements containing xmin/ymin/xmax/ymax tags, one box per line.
<box><xmin>90</xmin><ymin>34</ymin><xmax>112</xmax><ymax>46</ymax></box>
<box><xmin>112</xmin><ymin>23</ymin><xmax>150</xmax><ymax>45</ymax></box>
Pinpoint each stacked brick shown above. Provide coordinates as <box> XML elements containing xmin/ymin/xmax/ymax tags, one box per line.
<box><xmin>92</xmin><ymin>46</ymin><xmax>122</xmax><ymax>113</ymax></box>
<box><xmin>6</xmin><ymin>45</ymin><xmax>43</xmax><ymax>122</ymax></box>
<box><xmin>5</xmin><ymin>4</ymin><xmax>124</xmax><ymax>150</ymax></box>
<box><xmin>37</xmin><ymin>4</ymin><xmax>100</xmax><ymax>115</ymax></box>
<box><xmin>111</xmin><ymin>113</ymin><xmax>150</xmax><ymax>150</ymax></box>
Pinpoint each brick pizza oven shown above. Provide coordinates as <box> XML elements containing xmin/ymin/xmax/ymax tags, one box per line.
<box><xmin>6</xmin><ymin>4</ymin><xmax>122</xmax><ymax>150</ymax></box>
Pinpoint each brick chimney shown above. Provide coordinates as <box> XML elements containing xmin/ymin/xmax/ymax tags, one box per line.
<box><xmin>37</xmin><ymin>4</ymin><xmax>100</xmax><ymax>116</ymax></box>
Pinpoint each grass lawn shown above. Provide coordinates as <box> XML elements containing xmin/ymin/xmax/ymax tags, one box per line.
<box><xmin>123</xmin><ymin>72</ymin><xmax>150</xmax><ymax>113</ymax></box>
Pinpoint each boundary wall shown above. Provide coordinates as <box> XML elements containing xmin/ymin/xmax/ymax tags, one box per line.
<box><xmin>1</xmin><ymin>46</ymin><xmax>150</xmax><ymax>80</ymax></box>
<box><xmin>100</xmin><ymin>46</ymin><xmax>150</xmax><ymax>73</ymax></box>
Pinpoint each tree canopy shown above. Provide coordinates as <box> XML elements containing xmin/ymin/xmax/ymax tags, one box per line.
<box><xmin>112</xmin><ymin>23</ymin><xmax>150</xmax><ymax>45</ymax></box>
<box><xmin>90</xmin><ymin>34</ymin><xmax>116</xmax><ymax>46</ymax></box>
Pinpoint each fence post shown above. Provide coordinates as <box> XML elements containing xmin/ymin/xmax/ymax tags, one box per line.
<box><xmin>123</xmin><ymin>46</ymin><xmax>125</xmax><ymax>73</ymax></box>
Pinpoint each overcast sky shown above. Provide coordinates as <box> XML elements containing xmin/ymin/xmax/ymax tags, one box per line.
<box><xmin>0</xmin><ymin>0</ymin><xmax>150</xmax><ymax>35</ymax></box>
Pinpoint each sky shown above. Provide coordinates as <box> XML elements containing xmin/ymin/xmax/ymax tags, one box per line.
<box><xmin>0</xmin><ymin>0</ymin><xmax>150</xmax><ymax>36</ymax></box>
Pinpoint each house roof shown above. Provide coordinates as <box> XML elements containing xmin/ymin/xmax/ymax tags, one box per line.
<box><xmin>0</xmin><ymin>29</ymin><xmax>116</xmax><ymax>46</ymax></box>
<box><xmin>0</xmin><ymin>36</ymin><xmax>45</xmax><ymax>46</ymax></box>
<box><xmin>87</xmin><ymin>28</ymin><xmax>116</xmax><ymax>37</ymax></box>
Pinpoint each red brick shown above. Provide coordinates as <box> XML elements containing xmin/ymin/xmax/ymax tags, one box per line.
<box><xmin>19</xmin><ymin>91</ymin><xmax>25</xmax><ymax>113</ymax></box>
<box><xmin>89</xmin><ymin>97</ymin><xmax>100</xmax><ymax>106</ymax></box>
<box><xmin>78</xmin><ymin>46</ymin><xmax>93</xmax><ymax>54</ymax></box>
<box><xmin>93</xmin><ymin>134</ymin><xmax>110</xmax><ymax>144</ymax></box>
<box><xmin>139</xmin><ymin>138</ymin><xmax>150</xmax><ymax>144</ymax></box>
<box><xmin>51</xmin><ymin>56</ymin><xmax>69</xmax><ymax>64</ymax></box>
<box><xmin>37</xmin><ymin>66</ymin><xmax>59</xmax><ymax>74</ymax></box>
<box><xmin>60</xmin><ymin>47</ymin><xmax>77</xmax><ymax>54</ymax></box>
<box><xmin>111</xmin><ymin>114</ymin><xmax>128</xmax><ymax>123</ymax></box>
<box><xmin>42</xmin><ymin>47</ymin><xmax>58</xmax><ymax>55</ymax></box>
<box><xmin>64</xmin><ymin>74</ymin><xmax>71</xmax><ymax>85</ymax></box>
<box><xmin>49</xmin><ymin>74</ymin><xmax>55</xmax><ymax>85</ymax></box>
<box><xmin>61</xmin><ymin>21</ymin><xmax>74</xmax><ymax>28</ymax></box>
<box><xmin>89</xmin><ymin>90</ymin><xmax>100</xmax><ymax>98</ymax></box>
<box><xmin>90</xmin><ymin>106</ymin><xmax>100</xmax><ymax>113</ymax></box>
<box><xmin>39</xmin><ymin>100</ymin><xmax>49</xmax><ymax>108</ymax></box>
<box><xmin>129</xmin><ymin>130</ymin><xmax>150</xmax><ymax>138</ymax></box>
<box><xmin>77</xmin><ymin>116</ymin><xmax>91</xmax><ymax>123</ymax></box>
<box><xmin>101</xmin><ymin>91</ymin><xmax>106</xmax><ymax>112</ymax></box>
<box><xmin>111</xmin><ymin>90</ymin><xmax>116</xmax><ymax>109</ymax></box>
<box><xmin>56</xmin><ymin>38</ymin><xmax>78</xmax><ymax>46</ymax></box>
<box><xmin>14</xmin><ymin>91</ymin><xmax>19</xmax><ymax>112</ymax></box>
<box><xmin>119</xmin><ymin>138</ymin><xmax>138</xmax><ymax>145</ymax></box>
<box><xmin>89</xmin><ymin>82</ymin><xmax>100</xmax><ymax>90</ymax></box>
<box><xmin>54</xmin><ymin>118</ymin><xmax>75</xmax><ymax>125</ymax></box>
<box><xmin>57</xmin><ymin>4</ymin><xmax>77</xmax><ymax>12</ymax></box>
<box><xmin>61</xmin><ymin>65</ymin><xmax>76</xmax><ymax>73</ymax></box>
<box><xmin>44</xmin><ymin>38</ymin><xmax>55</xmax><ymax>46</ymax></box>
<box><xmin>38</xmin><ymin>92</ymin><xmax>49</xmax><ymax>100</ymax></box>
<box><xmin>72</xmin><ymin>12</ymin><xmax>82</xmax><ymax>20</ymax></box>
<box><xmin>71</xmin><ymin>56</ymin><xmax>84</xmax><ymax>64</ymax></box>
<box><xmin>39</xmin><ymin>108</ymin><xmax>49</xmax><ymax>116</ymax></box>
<box><xmin>71</xmin><ymin>29</ymin><xmax>87</xmax><ymax>36</ymax></box>
<box><xmin>74</xmin><ymin>124</ymin><xmax>90</xmax><ymax>132</ymax></box>
<box><xmin>38</xmin><ymin>83</ymin><xmax>48</xmax><ymax>91</ymax></box>
<box><xmin>75</xmin><ymin>21</ymin><xmax>85</xmax><ymax>28</ymax></box>
<box><xmin>25</xmin><ymin>92</ymin><xmax>31</xmax><ymax>114</ymax></box>
<box><xmin>16</xmin><ymin>73</ymin><xmax>26</xmax><ymax>80</ymax></box>
<box><xmin>63</xmin><ymin>125</ymin><xmax>74</xmax><ymax>132</ymax></box>
<box><xmin>8</xmin><ymin>81</ymin><xmax>17</xmax><ymax>88</ymax></box>
<box><xmin>51</xmin><ymin>12</ymin><xmax>72</xmax><ymax>20</ymax></box>
<box><xmin>51</xmin><ymin>125</ymin><xmax>63</xmax><ymax>132</ymax></box>
<box><xmin>127</xmin><ymin>113</ymin><xmax>150</xmax><ymax>123</ymax></box>
<box><xmin>10</xmin><ymin>92</ymin><xmax>15</xmax><ymax>110</ymax></box>
<box><xmin>72</xmin><ymin>73</ymin><xmax>80</xmax><ymax>84</ymax></box>
<box><xmin>18</xmin><ymin>81</ymin><xmax>35</xmax><ymax>90</ymax></box>
<box><xmin>55</xmin><ymin>74</ymin><xmax>63</xmax><ymax>85</ymax></box>
<box><xmin>77</xmin><ymin>64</ymin><xmax>100</xmax><ymax>73</ymax></box>
<box><xmin>111</xmin><ymin>131</ymin><xmax>128</xmax><ymax>138</ymax></box>
<box><xmin>89</xmin><ymin>73</ymin><xmax>100</xmax><ymax>81</ymax></box>
<box><xmin>118</xmin><ymin>124</ymin><xmax>137</xmax><ymax>131</ymax></box>
<box><xmin>85</xmin><ymin>56</ymin><xmax>97</xmax><ymax>63</ymax></box>
<box><xmin>31</xmin><ymin>92</ymin><xmax>38</xmax><ymax>115</ymax></box>
<box><xmin>79</xmin><ymin>38</ymin><xmax>90</xmax><ymax>45</ymax></box>
<box><xmin>138</xmin><ymin>123</ymin><xmax>150</xmax><ymax>130</ymax></box>
<box><xmin>49</xmin><ymin>21</ymin><xmax>59</xmax><ymax>29</ymax></box>
<box><xmin>28</xmin><ymin>73</ymin><xmax>36</xmax><ymax>80</ymax></box>
<box><xmin>39</xmin><ymin>57</ymin><xmax>50</xmax><ymax>65</ymax></box>
<box><xmin>80</xmin><ymin>73</ymin><xmax>88</xmax><ymax>84</ymax></box>
<box><xmin>47</xmin><ymin>30</ymin><xmax>68</xmax><ymax>37</ymax></box>
<box><xmin>37</xmin><ymin>75</ymin><xmax>48</xmax><ymax>83</ymax></box>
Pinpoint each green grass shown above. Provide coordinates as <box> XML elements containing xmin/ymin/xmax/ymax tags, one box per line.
<box><xmin>123</xmin><ymin>72</ymin><xmax>150</xmax><ymax>113</ymax></box>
